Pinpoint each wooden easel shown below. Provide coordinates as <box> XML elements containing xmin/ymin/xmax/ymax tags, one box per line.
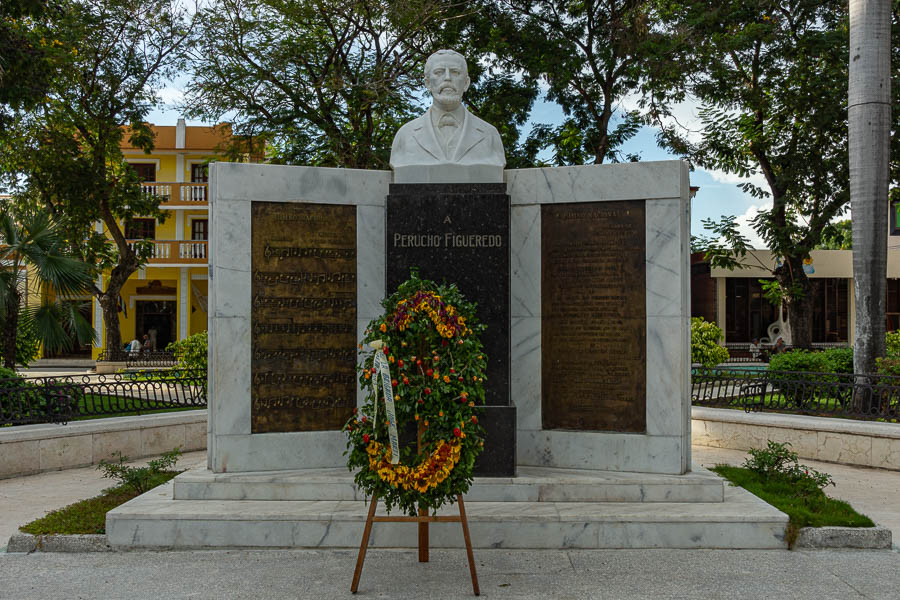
<box><xmin>350</xmin><ymin>423</ymin><xmax>480</xmax><ymax>596</ymax></box>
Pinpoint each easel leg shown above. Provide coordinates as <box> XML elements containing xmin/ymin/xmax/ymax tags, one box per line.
<box><xmin>351</xmin><ymin>494</ymin><xmax>379</xmax><ymax>593</ymax></box>
<box><xmin>457</xmin><ymin>495</ymin><xmax>480</xmax><ymax>596</ymax></box>
<box><xmin>418</xmin><ymin>504</ymin><xmax>429</xmax><ymax>562</ymax></box>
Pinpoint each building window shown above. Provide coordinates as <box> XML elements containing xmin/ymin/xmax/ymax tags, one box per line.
<box><xmin>125</xmin><ymin>218</ymin><xmax>156</xmax><ymax>240</ymax></box>
<box><xmin>191</xmin><ymin>164</ymin><xmax>208</xmax><ymax>183</ymax></box>
<box><xmin>130</xmin><ymin>163</ymin><xmax>156</xmax><ymax>182</ymax></box>
<box><xmin>191</xmin><ymin>219</ymin><xmax>208</xmax><ymax>241</ymax></box>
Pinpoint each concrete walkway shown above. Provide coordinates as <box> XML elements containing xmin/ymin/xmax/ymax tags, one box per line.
<box><xmin>2</xmin><ymin>447</ymin><xmax>899</xmax><ymax>599</ymax></box>
<box><xmin>2</xmin><ymin>547</ymin><xmax>899</xmax><ymax>599</ymax></box>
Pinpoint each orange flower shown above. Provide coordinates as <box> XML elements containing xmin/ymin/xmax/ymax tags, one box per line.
<box><xmin>379</xmin><ymin>323</ymin><xmax>387</xmax><ymax>332</ymax></box>
<box><xmin>443</xmin><ymin>375</ymin><xmax>450</xmax><ymax>383</ymax></box>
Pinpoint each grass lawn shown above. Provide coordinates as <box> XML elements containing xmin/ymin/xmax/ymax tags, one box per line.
<box><xmin>712</xmin><ymin>465</ymin><xmax>874</xmax><ymax>548</ymax></box>
<box><xmin>18</xmin><ymin>471</ymin><xmax>179</xmax><ymax>535</ymax></box>
<box><xmin>73</xmin><ymin>394</ymin><xmax>203</xmax><ymax>421</ymax></box>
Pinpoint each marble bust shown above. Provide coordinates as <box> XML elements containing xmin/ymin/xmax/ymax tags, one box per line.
<box><xmin>390</xmin><ymin>49</ymin><xmax>506</xmax><ymax>183</ymax></box>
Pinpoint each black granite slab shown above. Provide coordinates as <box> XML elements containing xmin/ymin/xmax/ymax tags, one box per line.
<box><xmin>386</xmin><ymin>183</ymin><xmax>515</xmax><ymax>476</ymax></box>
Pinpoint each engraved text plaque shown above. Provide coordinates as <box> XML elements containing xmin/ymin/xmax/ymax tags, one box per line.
<box><xmin>541</xmin><ymin>201</ymin><xmax>646</xmax><ymax>432</ymax></box>
<box><xmin>251</xmin><ymin>202</ymin><xmax>357</xmax><ymax>433</ymax></box>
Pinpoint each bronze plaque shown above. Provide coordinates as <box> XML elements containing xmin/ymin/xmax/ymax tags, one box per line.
<box><xmin>251</xmin><ymin>202</ymin><xmax>357</xmax><ymax>433</ymax></box>
<box><xmin>541</xmin><ymin>201</ymin><xmax>646</xmax><ymax>432</ymax></box>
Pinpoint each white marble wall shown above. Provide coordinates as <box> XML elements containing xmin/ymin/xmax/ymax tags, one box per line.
<box><xmin>209</xmin><ymin>161</ymin><xmax>690</xmax><ymax>475</ymax></box>
<box><xmin>507</xmin><ymin>161</ymin><xmax>692</xmax><ymax>475</ymax></box>
<box><xmin>208</xmin><ymin>163</ymin><xmax>390</xmax><ymax>472</ymax></box>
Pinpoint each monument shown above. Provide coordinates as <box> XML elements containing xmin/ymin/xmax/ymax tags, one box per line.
<box><xmin>107</xmin><ymin>50</ymin><xmax>788</xmax><ymax>554</ymax></box>
<box><xmin>387</xmin><ymin>49</ymin><xmax>515</xmax><ymax>476</ymax></box>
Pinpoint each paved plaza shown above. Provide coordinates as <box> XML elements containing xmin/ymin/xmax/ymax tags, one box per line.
<box><xmin>1</xmin><ymin>446</ymin><xmax>898</xmax><ymax>599</ymax></box>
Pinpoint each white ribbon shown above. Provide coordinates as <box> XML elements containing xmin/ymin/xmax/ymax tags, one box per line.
<box><xmin>370</xmin><ymin>340</ymin><xmax>400</xmax><ymax>465</ymax></box>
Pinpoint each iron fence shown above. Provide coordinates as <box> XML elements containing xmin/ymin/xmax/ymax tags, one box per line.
<box><xmin>97</xmin><ymin>349</ymin><xmax>178</xmax><ymax>368</ymax></box>
<box><xmin>692</xmin><ymin>368</ymin><xmax>900</xmax><ymax>422</ymax></box>
<box><xmin>0</xmin><ymin>370</ymin><xmax>207</xmax><ymax>426</ymax></box>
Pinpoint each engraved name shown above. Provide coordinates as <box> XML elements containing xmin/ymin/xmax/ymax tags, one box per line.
<box><xmin>253</xmin><ymin>396</ymin><xmax>356</xmax><ymax>410</ymax></box>
<box><xmin>252</xmin><ymin>295</ymin><xmax>356</xmax><ymax>311</ymax></box>
<box><xmin>253</xmin><ymin>348</ymin><xmax>356</xmax><ymax>362</ymax></box>
<box><xmin>253</xmin><ymin>270</ymin><xmax>356</xmax><ymax>286</ymax></box>
<box><xmin>393</xmin><ymin>233</ymin><xmax>503</xmax><ymax>248</ymax></box>
<box><xmin>264</xmin><ymin>245</ymin><xmax>356</xmax><ymax>261</ymax></box>
<box><xmin>253</xmin><ymin>322</ymin><xmax>354</xmax><ymax>336</ymax></box>
<box><xmin>252</xmin><ymin>372</ymin><xmax>356</xmax><ymax>385</ymax></box>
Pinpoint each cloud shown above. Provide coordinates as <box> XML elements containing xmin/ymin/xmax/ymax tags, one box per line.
<box><xmin>733</xmin><ymin>204</ymin><xmax>771</xmax><ymax>249</ymax></box>
<box><xmin>157</xmin><ymin>86</ymin><xmax>184</xmax><ymax>106</ymax></box>
<box><xmin>702</xmin><ymin>167</ymin><xmax>769</xmax><ymax>193</ymax></box>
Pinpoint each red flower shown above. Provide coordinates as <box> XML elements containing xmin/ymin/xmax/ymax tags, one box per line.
<box><xmin>424</xmin><ymin>388</ymin><xmax>432</xmax><ymax>395</ymax></box>
<box><xmin>398</xmin><ymin>359</ymin><xmax>405</xmax><ymax>368</ymax></box>
<box><xmin>363</xmin><ymin>434</ymin><xmax>370</xmax><ymax>443</ymax></box>
<box><xmin>383</xmin><ymin>346</ymin><xmax>389</xmax><ymax>355</ymax></box>
<box><xmin>361</xmin><ymin>415</ymin><xmax>367</xmax><ymax>423</ymax></box>
<box><xmin>426</xmin><ymin>368</ymin><xmax>433</xmax><ymax>376</ymax></box>
<box><xmin>471</xmin><ymin>416</ymin><xmax>478</xmax><ymax>424</ymax></box>
<box><xmin>458</xmin><ymin>377</ymin><xmax>464</xmax><ymax>382</ymax></box>
<box><xmin>392</xmin><ymin>379</ymin><xmax>398</xmax><ymax>386</ymax></box>
<box><xmin>450</xmin><ymin>368</ymin><xmax>456</xmax><ymax>373</ymax></box>
<box><xmin>403</xmin><ymin>377</ymin><xmax>410</xmax><ymax>385</ymax></box>
<box><xmin>453</xmin><ymin>427</ymin><xmax>462</xmax><ymax>437</ymax></box>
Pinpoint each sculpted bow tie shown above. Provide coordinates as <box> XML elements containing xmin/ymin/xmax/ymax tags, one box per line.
<box><xmin>438</xmin><ymin>114</ymin><xmax>458</xmax><ymax>130</ymax></box>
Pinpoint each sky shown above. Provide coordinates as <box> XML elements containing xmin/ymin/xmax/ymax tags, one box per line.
<box><xmin>147</xmin><ymin>85</ymin><xmax>770</xmax><ymax>247</ymax></box>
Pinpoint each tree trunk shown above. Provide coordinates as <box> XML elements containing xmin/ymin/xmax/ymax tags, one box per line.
<box><xmin>849</xmin><ymin>0</ymin><xmax>890</xmax><ymax>376</ymax></box>
<box><xmin>1</xmin><ymin>291</ymin><xmax>21</xmax><ymax>369</ymax></box>
<box><xmin>777</xmin><ymin>256</ymin><xmax>814</xmax><ymax>349</ymax></box>
<box><xmin>98</xmin><ymin>262</ymin><xmax>136</xmax><ymax>358</ymax></box>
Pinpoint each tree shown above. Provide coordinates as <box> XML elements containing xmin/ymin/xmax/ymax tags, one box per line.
<box><xmin>816</xmin><ymin>219</ymin><xmax>852</xmax><ymax>250</ymax></box>
<box><xmin>491</xmin><ymin>0</ymin><xmax>682</xmax><ymax>165</ymax></box>
<box><xmin>666</xmin><ymin>0</ymin><xmax>850</xmax><ymax>348</ymax></box>
<box><xmin>849</xmin><ymin>0</ymin><xmax>892</xmax><ymax>377</ymax></box>
<box><xmin>0</xmin><ymin>0</ymin><xmax>58</xmax><ymax>129</ymax></box>
<box><xmin>184</xmin><ymin>0</ymin><xmax>434</xmax><ymax>168</ymax></box>
<box><xmin>0</xmin><ymin>207</ymin><xmax>94</xmax><ymax>369</ymax></box>
<box><xmin>0</xmin><ymin>0</ymin><xmax>196</xmax><ymax>355</ymax></box>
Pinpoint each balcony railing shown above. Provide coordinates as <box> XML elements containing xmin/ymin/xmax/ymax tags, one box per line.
<box><xmin>128</xmin><ymin>240</ymin><xmax>208</xmax><ymax>264</ymax></box>
<box><xmin>140</xmin><ymin>182</ymin><xmax>208</xmax><ymax>206</ymax></box>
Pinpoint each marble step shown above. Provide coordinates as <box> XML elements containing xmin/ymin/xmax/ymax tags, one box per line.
<box><xmin>107</xmin><ymin>480</ymin><xmax>788</xmax><ymax>550</ymax></box>
<box><xmin>173</xmin><ymin>465</ymin><xmax>725</xmax><ymax>503</ymax></box>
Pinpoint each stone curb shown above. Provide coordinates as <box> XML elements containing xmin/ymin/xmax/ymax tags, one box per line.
<box><xmin>6</xmin><ymin>534</ymin><xmax>111</xmax><ymax>553</ymax></box>
<box><xmin>794</xmin><ymin>526</ymin><xmax>893</xmax><ymax>549</ymax></box>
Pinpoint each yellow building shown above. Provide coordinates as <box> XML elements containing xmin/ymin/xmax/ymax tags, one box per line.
<box><xmin>89</xmin><ymin>119</ymin><xmax>233</xmax><ymax>360</ymax></box>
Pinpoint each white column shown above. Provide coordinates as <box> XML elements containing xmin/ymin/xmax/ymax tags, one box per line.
<box><xmin>176</xmin><ymin>154</ymin><xmax>185</xmax><ymax>183</ymax></box>
<box><xmin>716</xmin><ymin>277</ymin><xmax>727</xmax><ymax>342</ymax></box>
<box><xmin>179</xmin><ymin>267</ymin><xmax>189</xmax><ymax>340</ymax></box>
<box><xmin>93</xmin><ymin>221</ymin><xmax>105</xmax><ymax>350</ymax></box>
<box><xmin>93</xmin><ymin>276</ymin><xmax>104</xmax><ymax>349</ymax></box>
<box><xmin>175</xmin><ymin>211</ymin><xmax>184</xmax><ymax>241</ymax></box>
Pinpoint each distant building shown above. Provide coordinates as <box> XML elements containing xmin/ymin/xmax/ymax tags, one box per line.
<box><xmin>692</xmin><ymin>244</ymin><xmax>900</xmax><ymax>345</ymax></box>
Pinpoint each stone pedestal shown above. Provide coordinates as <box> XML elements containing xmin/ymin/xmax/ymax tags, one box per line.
<box><xmin>386</xmin><ymin>183</ymin><xmax>516</xmax><ymax>476</ymax></box>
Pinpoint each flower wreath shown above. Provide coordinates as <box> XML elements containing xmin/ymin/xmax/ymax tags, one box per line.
<box><xmin>344</xmin><ymin>270</ymin><xmax>487</xmax><ymax>516</ymax></box>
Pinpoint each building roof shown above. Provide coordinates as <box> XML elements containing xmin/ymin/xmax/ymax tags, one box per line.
<box><xmin>121</xmin><ymin>122</ymin><xmax>233</xmax><ymax>152</ymax></box>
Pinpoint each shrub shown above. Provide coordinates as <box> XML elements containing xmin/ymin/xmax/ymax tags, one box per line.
<box><xmin>691</xmin><ymin>317</ymin><xmax>729</xmax><ymax>368</ymax></box>
<box><xmin>820</xmin><ymin>347</ymin><xmax>853</xmax><ymax>374</ymax></box>
<box><xmin>886</xmin><ymin>331</ymin><xmax>900</xmax><ymax>356</ymax></box>
<box><xmin>0</xmin><ymin>366</ymin><xmax>21</xmax><ymax>380</ymax></box>
<box><xmin>743</xmin><ymin>441</ymin><xmax>834</xmax><ymax>497</ymax></box>
<box><xmin>166</xmin><ymin>331</ymin><xmax>207</xmax><ymax>371</ymax></box>
<box><xmin>767</xmin><ymin>349</ymin><xmax>828</xmax><ymax>373</ymax></box>
<box><xmin>14</xmin><ymin>319</ymin><xmax>41</xmax><ymax>367</ymax></box>
<box><xmin>97</xmin><ymin>447</ymin><xmax>182</xmax><ymax>494</ymax></box>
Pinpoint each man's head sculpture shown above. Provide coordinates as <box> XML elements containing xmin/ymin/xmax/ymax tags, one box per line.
<box><xmin>423</xmin><ymin>50</ymin><xmax>471</xmax><ymax>112</ymax></box>
<box><xmin>389</xmin><ymin>49</ymin><xmax>505</xmax><ymax>183</ymax></box>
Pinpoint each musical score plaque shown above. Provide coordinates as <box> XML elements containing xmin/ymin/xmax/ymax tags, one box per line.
<box><xmin>251</xmin><ymin>202</ymin><xmax>357</xmax><ymax>433</ymax></box>
<box><xmin>541</xmin><ymin>201</ymin><xmax>646</xmax><ymax>432</ymax></box>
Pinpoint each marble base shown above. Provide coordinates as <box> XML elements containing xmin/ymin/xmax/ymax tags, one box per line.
<box><xmin>108</xmin><ymin>469</ymin><xmax>786</xmax><ymax>550</ymax></box>
<box><xmin>173</xmin><ymin>464</ymin><xmax>724</xmax><ymax>503</ymax></box>
<box><xmin>473</xmin><ymin>405</ymin><xmax>517</xmax><ymax>477</ymax></box>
